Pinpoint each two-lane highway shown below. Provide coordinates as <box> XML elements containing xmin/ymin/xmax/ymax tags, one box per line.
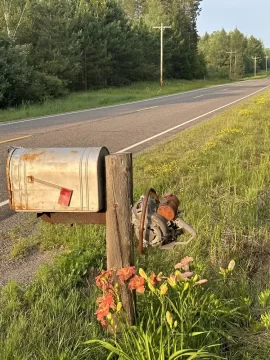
<box><xmin>1</xmin><ymin>78</ymin><xmax>270</xmax><ymax>222</ymax></box>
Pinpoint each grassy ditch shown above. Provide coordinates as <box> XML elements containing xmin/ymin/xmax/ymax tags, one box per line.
<box><xmin>0</xmin><ymin>76</ymin><xmax>266</xmax><ymax>123</ymax></box>
<box><xmin>1</xmin><ymin>90</ymin><xmax>270</xmax><ymax>359</ymax></box>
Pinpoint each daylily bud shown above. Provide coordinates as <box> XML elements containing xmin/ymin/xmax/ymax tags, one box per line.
<box><xmin>166</xmin><ymin>311</ymin><xmax>173</xmax><ymax>328</ymax></box>
<box><xmin>228</xmin><ymin>260</ymin><xmax>235</xmax><ymax>271</ymax></box>
<box><xmin>195</xmin><ymin>279</ymin><xmax>208</xmax><ymax>286</ymax></box>
<box><xmin>139</xmin><ymin>268</ymin><xmax>148</xmax><ymax>280</ymax></box>
<box><xmin>183</xmin><ymin>282</ymin><xmax>189</xmax><ymax>291</ymax></box>
<box><xmin>148</xmin><ymin>281</ymin><xmax>156</xmax><ymax>293</ymax></box>
<box><xmin>116</xmin><ymin>302</ymin><xmax>122</xmax><ymax>313</ymax></box>
<box><xmin>160</xmin><ymin>283</ymin><xmax>168</xmax><ymax>295</ymax></box>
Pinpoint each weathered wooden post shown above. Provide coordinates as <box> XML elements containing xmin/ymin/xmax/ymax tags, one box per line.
<box><xmin>105</xmin><ymin>153</ymin><xmax>135</xmax><ymax>325</ymax></box>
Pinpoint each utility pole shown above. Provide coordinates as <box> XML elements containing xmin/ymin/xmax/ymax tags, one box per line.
<box><xmin>153</xmin><ymin>23</ymin><xmax>172</xmax><ymax>87</ymax></box>
<box><xmin>226</xmin><ymin>50</ymin><xmax>236</xmax><ymax>79</ymax></box>
<box><xmin>252</xmin><ymin>56</ymin><xmax>258</xmax><ymax>77</ymax></box>
<box><xmin>266</xmin><ymin>56</ymin><xmax>269</xmax><ymax>75</ymax></box>
<box><xmin>234</xmin><ymin>53</ymin><xmax>238</xmax><ymax>77</ymax></box>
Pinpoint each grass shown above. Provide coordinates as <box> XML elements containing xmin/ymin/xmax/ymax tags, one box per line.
<box><xmin>1</xmin><ymin>89</ymin><xmax>270</xmax><ymax>358</ymax></box>
<box><xmin>0</xmin><ymin>75</ymin><xmax>267</xmax><ymax>123</ymax></box>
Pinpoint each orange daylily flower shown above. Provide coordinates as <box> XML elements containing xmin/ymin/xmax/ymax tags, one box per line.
<box><xmin>117</xmin><ymin>266</ymin><xmax>136</xmax><ymax>282</ymax></box>
<box><xmin>128</xmin><ymin>275</ymin><xmax>145</xmax><ymax>293</ymax></box>
<box><xmin>96</xmin><ymin>292</ymin><xmax>116</xmax><ymax>310</ymax></box>
<box><xmin>100</xmin><ymin>319</ymin><xmax>108</xmax><ymax>328</ymax></box>
<box><xmin>95</xmin><ymin>302</ymin><xmax>110</xmax><ymax>321</ymax></box>
<box><xmin>95</xmin><ymin>270</ymin><xmax>113</xmax><ymax>291</ymax></box>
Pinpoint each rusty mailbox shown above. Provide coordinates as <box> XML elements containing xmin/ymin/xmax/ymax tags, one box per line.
<box><xmin>6</xmin><ymin>147</ymin><xmax>109</xmax><ymax>223</ymax></box>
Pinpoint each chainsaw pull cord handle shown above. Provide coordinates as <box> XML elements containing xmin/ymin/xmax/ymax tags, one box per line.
<box><xmin>139</xmin><ymin>188</ymin><xmax>159</xmax><ymax>255</ymax></box>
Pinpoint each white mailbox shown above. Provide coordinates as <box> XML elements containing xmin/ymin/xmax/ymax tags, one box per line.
<box><xmin>6</xmin><ymin>147</ymin><xmax>109</xmax><ymax>212</ymax></box>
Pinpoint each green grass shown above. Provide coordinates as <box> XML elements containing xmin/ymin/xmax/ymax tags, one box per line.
<box><xmin>1</xmin><ymin>89</ymin><xmax>270</xmax><ymax>359</ymax></box>
<box><xmin>0</xmin><ymin>76</ymin><xmax>266</xmax><ymax>123</ymax></box>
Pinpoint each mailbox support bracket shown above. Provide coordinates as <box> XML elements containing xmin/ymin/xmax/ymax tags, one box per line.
<box><xmin>38</xmin><ymin>212</ymin><xmax>106</xmax><ymax>225</ymax></box>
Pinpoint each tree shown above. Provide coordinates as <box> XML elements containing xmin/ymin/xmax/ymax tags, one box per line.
<box><xmin>0</xmin><ymin>0</ymin><xmax>28</xmax><ymax>38</ymax></box>
<box><xmin>246</xmin><ymin>36</ymin><xmax>265</xmax><ymax>73</ymax></box>
<box><xmin>0</xmin><ymin>36</ymin><xmax>31</xmax><ymax>107</ymax></box>
<box><xmin>198</xmin><ymin>29</ymin><xmax>266</xmax><ymax>79</ymax></box>
<box><xmin>229</xmin><ymin>28</ymin><xmax>247</xmax><ymax>78</ymax></box>
<box><xmin>198</xmin><ymin>29</ymin><xmax>230</xmax><ymax>78</ymax></box>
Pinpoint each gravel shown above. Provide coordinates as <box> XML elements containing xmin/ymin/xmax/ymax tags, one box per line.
<box><xmin>0</xmin><ymin>213</ymin><xmax>60</xmax><ymax>288</ymax></box>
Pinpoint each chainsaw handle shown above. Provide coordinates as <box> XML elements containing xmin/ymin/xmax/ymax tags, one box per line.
<box><xmin>174</xmin><ymin>218</ymin><xmax>197</xmax><ymax>246</ymax></box>
<box><xmin>139</xmin><ymin>188</ymin><xmax>159</xmax><ymax>255</ymax></box>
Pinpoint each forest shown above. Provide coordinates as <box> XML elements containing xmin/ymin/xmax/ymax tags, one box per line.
<box><xmin>0</xmin><ymin>0</ymin><xmax>267</xmax><ymax>108</ymax></box>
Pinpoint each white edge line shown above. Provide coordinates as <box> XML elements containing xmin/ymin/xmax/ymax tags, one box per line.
<box><xmin>1</xmin><ymin>83</ymin><xmax>269</xmax><ymax>208</ymax></box>
<box><xmin>0</xmin><ymin>200</ymin><xmax>9</xmax><ymax>207</ymax></box>
<box><xmin>117</xmin><ymin>84</ymin><xmax>270</xmax><ymax>153</ymax></box>
<box><xmin>0</xmin><ymin>78</ymin><xmax>268</xmax><ymax>128</ymax></box>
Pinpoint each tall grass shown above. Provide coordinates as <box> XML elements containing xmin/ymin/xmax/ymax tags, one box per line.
<box><xmin>1</xmin><ymin>90</ymin><xmax>270</xmax><ymax>359</ymax></box>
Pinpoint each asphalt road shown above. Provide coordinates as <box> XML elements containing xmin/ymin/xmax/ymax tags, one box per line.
<box><xmin>1</xmin><ymin>78</ymin><xmax>270</xmax><ymax>223</ymax></box>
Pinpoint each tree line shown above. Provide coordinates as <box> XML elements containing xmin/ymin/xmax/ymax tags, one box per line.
<box><xmin>0</xmin><ymin>0</ymin><xmax>203</xmax><ymax>108</ymax></box>
<box><xmin>198</xmin><ymin>29</ymin><xmax>266</xmax><ymax>79</ymax></box>
<box><xmin>0</xmin><ymin>0</ymin><xmax>267</xmax><ymax>109</ymax></box>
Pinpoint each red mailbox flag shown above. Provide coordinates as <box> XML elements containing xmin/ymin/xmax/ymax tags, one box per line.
<box><xmin>58</xmin><ymin>188</ymin><xmax>73</xmax><ymax>206</ymax></box>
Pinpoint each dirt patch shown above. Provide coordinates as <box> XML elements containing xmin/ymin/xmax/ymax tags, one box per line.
<box><xmin>0</xmin><ymin>213</ymin><xmax>60</xmax><ymax>288</ymax></box>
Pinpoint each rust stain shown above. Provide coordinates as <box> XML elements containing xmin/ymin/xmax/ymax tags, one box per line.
<box><xmin>15</xmin><ymin>203</ymin><xmax>27</xmax><ymax>211</ymax></box>
<box><xmin>27</xmin><ymin>175</ymin><xmax>34</xmax><ymax>183</ymax></box>
<box><xmin>71</xmin><ymin>150</ymin><xmax>79</xmax><ymax>154</ymax></box>
<box><xmin>20</xmin><ymin>151</ymin><xmax>45</xmax><ymax>162</ymax></box>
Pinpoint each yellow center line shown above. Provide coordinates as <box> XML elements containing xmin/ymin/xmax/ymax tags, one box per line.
<box><xmin>0</xmin><ymin>135</ymin><xmax>32</xmax><ymax>145</ymax></box>
<box><xmin>135</xmin><ymin>106</ymin><xmax>158</xmax><ymax>112</ymax></box>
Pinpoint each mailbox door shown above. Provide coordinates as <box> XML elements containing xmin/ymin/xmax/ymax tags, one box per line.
<box><xmin>7</xmin><ymin>147</ymin><xmax>109</xmax><ymax>212</ymax></box>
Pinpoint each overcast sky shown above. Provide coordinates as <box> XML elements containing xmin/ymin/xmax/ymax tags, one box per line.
<box><xmin>197</xmin><ymin>0</ymin><xmax>270</xmax><ymax>48</ymax></box>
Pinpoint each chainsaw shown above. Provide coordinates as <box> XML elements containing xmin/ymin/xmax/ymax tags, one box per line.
<box><xmin>132</xmin><ymin>188</ymin><xmax>196</xmax><ymax>254</ymax></box>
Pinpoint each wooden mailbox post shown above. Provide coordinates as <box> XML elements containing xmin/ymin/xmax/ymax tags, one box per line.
<box><xmin>105</xmin><ymin>153</ymin><xmax>135</xmax><ymax>325</ymax></box>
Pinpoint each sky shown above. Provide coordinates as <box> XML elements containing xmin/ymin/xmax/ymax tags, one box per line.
<box><xmin>197</xmin><ymin>0</ymin><xmax>270</xmax><ymax>48</ymax></box>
